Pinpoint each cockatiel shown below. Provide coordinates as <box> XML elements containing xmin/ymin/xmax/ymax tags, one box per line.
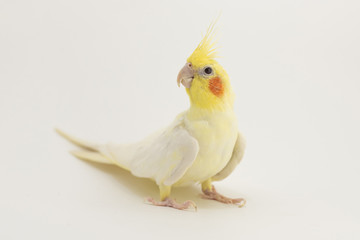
<box><xmin>57</xmin><ymin>23</ymin><xmax>246</xmax><ymax>210</ymax></box>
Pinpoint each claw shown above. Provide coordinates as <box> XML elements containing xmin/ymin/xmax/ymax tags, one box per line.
<box><xmin>201</xmin><ymin>185</ymin><xmax>246</xmax><ymax>207</ymax></box>
<box><xmin>145</xmin><ymin>197</ymin><xmax>197</xmax><ymax>211</ymax></box>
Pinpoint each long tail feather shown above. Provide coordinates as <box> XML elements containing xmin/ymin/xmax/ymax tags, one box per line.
<box><xmin>70</xmin><ymin>150</ymin><xmax>113</xmax><ymax>165</ymax></box>
<box><xmin>55</xmin><ymin>128</ymin><xmax>115</xmax><ymax>165</ymax></box>
<box><xmin>55</xmin><ymin>128</ymin><xmax>99</xmax><ymax>151</ymax></box>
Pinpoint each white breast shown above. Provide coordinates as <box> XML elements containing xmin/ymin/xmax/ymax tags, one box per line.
<box><xmin>175</xmin><ymin>109</ymin><xmax>238</xmax><ymax>186</ymax></box>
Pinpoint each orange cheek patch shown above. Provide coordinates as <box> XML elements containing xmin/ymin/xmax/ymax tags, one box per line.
<box><xmin>209</xmin><ymin>77</ymin><xmax>224</xmax><ymax>97</ymax></box>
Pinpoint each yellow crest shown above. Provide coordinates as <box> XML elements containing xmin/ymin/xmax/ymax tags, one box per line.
<box><xmin>187</xmin><ymin>20</ymin><xmax>219</xmax><ymax>67</ymax></box>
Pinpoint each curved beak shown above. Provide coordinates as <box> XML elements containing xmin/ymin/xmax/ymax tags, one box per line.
<box><xmin>177</xmin><ymin>63</ymin><xmax>194</xmax><ymax>88</ymax></box>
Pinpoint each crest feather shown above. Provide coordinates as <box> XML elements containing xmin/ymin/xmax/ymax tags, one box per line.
<box><xmin>187</xmin><ymin>19</ymin><xmax>219</xmax><ymax>66</ymax></box>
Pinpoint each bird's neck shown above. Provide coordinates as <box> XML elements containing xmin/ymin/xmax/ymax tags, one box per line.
<box><xmin>186</xmin><ymin>86</ymin><xmax>235</xmax><ymax>112</ymax></box>
<box><xmin>186</xmin><ymin>100</ymin><xmax>234</xmax><ymax>121</ymax></box>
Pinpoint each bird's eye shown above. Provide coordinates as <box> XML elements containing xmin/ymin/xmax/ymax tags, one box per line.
<box><xmin>204</xmin><ymin>67</ymin><xmax>213</xmax><ymax>75</ymax></box>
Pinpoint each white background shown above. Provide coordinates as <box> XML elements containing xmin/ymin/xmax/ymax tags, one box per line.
<box><xmin>1</xmin><ymin>0</ymin><xmax>359</xmax><ymax>239</ymax></box>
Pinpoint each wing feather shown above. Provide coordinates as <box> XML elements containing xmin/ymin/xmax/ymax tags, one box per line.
<box><xmin>101</xmin><ymin>117</ymin><xmax>199</xmax><ymax>186</ymax></box>
<box><xmin>212</xmin><ymin>132</ymin><xmax>246</xmax><ymax>181</ymax></box>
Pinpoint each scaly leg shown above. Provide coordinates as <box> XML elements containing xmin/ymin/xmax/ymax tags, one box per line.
<box><xmin>201</xmin><ymin>179</ymin><xmax>246</xmax><ymax>207</ymax></box>
<box><xmin>145</xmin><ymin>197</ymin><xmax>197</xmax><ymax>210</ymax></box>
<box><xmin>145</xmin><ymin>185</ymin><xmax>197</xmax><ymax>211</ymax></box>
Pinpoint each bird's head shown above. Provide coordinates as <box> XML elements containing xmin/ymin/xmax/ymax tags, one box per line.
<box><xmin>177</xmin><ymin>24</ymin><xmax>234</xmax><ymax>111</ymax></box>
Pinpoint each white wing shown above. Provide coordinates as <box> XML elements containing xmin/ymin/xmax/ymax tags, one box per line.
<box><xmin>100</xmin><ymin>116</ymin><xmax>199</xmax><ymax>186</ymax></box>
<box><xmin>211</xmin><ymin>131</ymin><xmax>246</xmax><ymax>181</ymax></box>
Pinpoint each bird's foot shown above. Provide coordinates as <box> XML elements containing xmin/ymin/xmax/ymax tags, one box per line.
<box><xmin>145</xmin><ymin>197</ymin><xmax>197</xmax><ymax>211</ymax></box>
<box><xmin>201</xmin><ymin>185</ymin><xmax>246</xmax><ymax>207</ymax></box>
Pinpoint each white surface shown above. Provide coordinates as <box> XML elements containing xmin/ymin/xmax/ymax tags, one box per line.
<box><xmin>1</xmin><ymin>0</ymin><xmax>359</xmax><ymax>239</ymax></box>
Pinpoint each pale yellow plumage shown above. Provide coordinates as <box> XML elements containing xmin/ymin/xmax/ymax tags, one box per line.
<box><xmin>57</xmin><ymin>21</ymin><xmax>246</xmax><ymax>210</ymax></box>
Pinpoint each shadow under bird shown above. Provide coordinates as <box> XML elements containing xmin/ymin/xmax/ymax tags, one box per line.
<box><xmin>57</xmin><ymin>23</ymin><xmax>246</xmax><ymax>211</ymax></box>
